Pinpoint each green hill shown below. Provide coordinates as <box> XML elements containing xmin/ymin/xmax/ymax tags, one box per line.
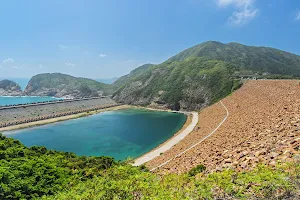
<box><xmin>113</xmin><ymin>41</ymin><xmax>300</xmax><ymax>110</ymax></box>
<box><xmin>113</xmin><ymin>64</ymin><xmax>155</xmax><ymax>88</ymax></box>
<box><xmin>24</xmin><ymin>73</ymin><xmax>113</xmax><ymax>98</ymax></box>
<box><xmin>167</xmin><ymin>41</ymin><xmax>300</xmax><ymax>75</ymax></box>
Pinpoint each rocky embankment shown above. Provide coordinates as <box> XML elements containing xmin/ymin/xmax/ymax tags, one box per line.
<box><xmin>0</xmin><ymin>80</ymin><xmax>23</xmax><ymax>96</ymax></box>
<box><xmin>0</xmin><ymin>97</ymin><xmax>117</xmax><ymax>124</ymax></box>
<box><xmin>147</xmin><ymin>80</ymin><xmax>300</xmax><ymax>174</ymax></box>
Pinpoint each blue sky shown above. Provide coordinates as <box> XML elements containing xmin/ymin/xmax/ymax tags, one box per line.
<box><xmin>0</xmin><ymin>0</ymin><xmax>299</xmax><ymax>79</ymax></box>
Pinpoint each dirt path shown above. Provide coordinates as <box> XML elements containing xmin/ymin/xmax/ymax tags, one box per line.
<box><xmin>133</xmin><ymin>111</ymin><xmax>199</xmax><ymax>166</ymax></box>
<box><xmin>149</xmin><ymin>101</ymin><xmax>229</xmax><ymax>171</ymax></box>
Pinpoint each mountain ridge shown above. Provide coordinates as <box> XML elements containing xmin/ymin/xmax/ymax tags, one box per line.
<box><xmin>113</xmin><ymin>41</ymin><xmax>300</xmax><ymax>110</ymax></box>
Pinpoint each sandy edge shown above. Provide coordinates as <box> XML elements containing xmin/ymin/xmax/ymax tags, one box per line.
<box><xmin>133</xmin><ymin>111</ymin><xmax>198</xmax><ymax>166</ymax></box>
<box><xmin>0</xmin><ymin>105</ymin><xmax>132</xmax><ymax>133</ymax></box>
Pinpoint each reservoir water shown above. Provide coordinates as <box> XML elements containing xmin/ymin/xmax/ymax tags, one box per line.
<box><xmin>0</xmin><ymin>96</ymin><xmax>61</xmax><ymax>106</ymax></box>
<box><xmin>5</xmin><ymin>109</ymin><xmax>186</xmax><ymax>160</ymax></box>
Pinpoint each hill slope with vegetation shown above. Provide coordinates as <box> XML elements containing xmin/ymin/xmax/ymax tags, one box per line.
<box><xmin>24</xmin><ymin>73</ymin><xmax>113</xmax><ymax>98</ymax></box>
<box><xmin>0</xmin><ymin>80</ymin><xmax>23</xmax><ymax>96</ymax></box>
<box><xmin>113</xmin><ymin>41</ymin><xmax>300</xmax><ymax>110</ymax></box>
<box><xmin>0</xmin><ymin>134</ymin><xmax>117</xmax><ymax>199</ymax></box>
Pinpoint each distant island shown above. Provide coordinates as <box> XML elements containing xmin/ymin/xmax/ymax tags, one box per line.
<box><xmin>0</xmin><ymin>80</ymin><xmax>23</xmax><ymax>96</ymax></box>
<box><xmin>0</xmin><ymin>73</ymin><xmax>114</xmax><ymax>98</ymax></box>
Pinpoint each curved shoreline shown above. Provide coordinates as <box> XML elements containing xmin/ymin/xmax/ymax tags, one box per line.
<box><xmin>133</xmin><ymin>111</ymin><xmax>198</xmax><ymax>166</ymax></box>
<box><xmin>1</xmin><ymin>105</ymin><xmax>196</xmax><ymax>167</ymax></box>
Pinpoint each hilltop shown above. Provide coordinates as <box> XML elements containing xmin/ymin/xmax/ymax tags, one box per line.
<box><xmin>0</xmin><ymin>80</ymin><xmax>23</xmax><ymax>96</ymax></box>
<box><xmin>24</xmin><ymin>73</ymin><xmax>114</xmax><ymax>98</ymax></box>
<box><xmin>113</xmin><ymin>41</ymin><xmax>300</xmax><ymax>110</ymax></box>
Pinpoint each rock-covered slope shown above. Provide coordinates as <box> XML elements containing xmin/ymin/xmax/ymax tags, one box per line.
<box><xmin>113</xmin><ymin>41</ymin><xmax>300</xmax><ymax>111</ymax></box>
<box><xmin>0</xmin><ymin>80</ymin><xmax>23</xmax><ymax>96</ymax></box>
<box><xmin>147</xmin><ymin>80</ymin><xmax>300</xmax><ymax>174</ymax></box>
<box><xmin>24</xmin><ymin>73</ymin><xmax>113</xmax><ymax>98</ymax></box>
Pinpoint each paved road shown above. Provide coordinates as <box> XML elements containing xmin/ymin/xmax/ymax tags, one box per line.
<box><xmin>133</xmin><ymin>111</ymin><xmax>199</xmax><ymax>166</ymax></box>
<box><xmin>149</xmin><ymin>100</ymin><xmax>229</xmax><ymax>171</ymax></box>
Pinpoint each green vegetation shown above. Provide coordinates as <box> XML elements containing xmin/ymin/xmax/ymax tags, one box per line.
<box><xmin>113</xmin><ymin>41</ymin><xmax>300</xmax><ymax>110</ymax></box>
<box><xmin>0</xmin><ymin>134</ymin><xmax>298</xmax><ymax>199</ymax></box>
<box><xmin>114</xmin><ymin>57</ymin><xmax>239</xmax><ymax>110</ymax></box>
<box><xmin>0</xmin><ymin>134</ymin><xmax>117</xmax><ymax>199</ymax></box>
<box><xmin>42</xmin><ymin>161</ymin><xmax>299</xmax><ymax>200</ymax></box>
<box><xmin>188</xmin><ymin>164</ymin><xmax>206</xmax><ymax>176</ymax></box>
<box><xmin>24</xmin><ymin>73</ymin><xmax>114</xmax><ymax>97</ymax></box>
<box><xmin>167</xmin><ymin>41</ymin><xmax>300</xmax><ymax>76</ymax></box>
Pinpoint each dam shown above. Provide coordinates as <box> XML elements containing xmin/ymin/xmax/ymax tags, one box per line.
<box><xmin>0</xmin><ymin>97</ymin><xmax>118</xmax><ymax>128</ymax></box>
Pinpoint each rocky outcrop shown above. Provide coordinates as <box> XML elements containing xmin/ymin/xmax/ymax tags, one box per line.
<box><xmin>24</xmin><ymin>73</ymin><xmax>112</xmax><ymax>98</ymax></box>
<box><xmin>0</xmin><ymin>80</ymin><xmax>23</xmax><ymax>96</ymax></box>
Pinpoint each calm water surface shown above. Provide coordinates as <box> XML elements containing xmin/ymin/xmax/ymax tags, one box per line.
<box><xmin>0</xmin><ymin>96</ymin><xmax>61</xmax><ymax>106</ymax></box>
<box><xmin>5</xmin><ymin>109</ymin><xmax>186</xmax><ymax>160</ymax></box>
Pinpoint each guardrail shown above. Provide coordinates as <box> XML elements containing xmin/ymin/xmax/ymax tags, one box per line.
<box><xmin>0</xmin><ymin>103</ymin><xmax>122</xmax><ymax>128</ymax></box>
<box><xmin>0</xmin><ymin>96</ymin><xmax>111</xmax><ymax>110</ymax></box>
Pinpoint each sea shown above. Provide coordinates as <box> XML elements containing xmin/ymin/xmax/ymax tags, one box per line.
<box><xmin>0</xmin><ymin>96</ymin><xmax>61</xmax><ymax>106</ymax></box>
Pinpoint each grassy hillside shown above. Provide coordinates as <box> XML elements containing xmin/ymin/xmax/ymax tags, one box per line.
<box><xmin>0</xmin><ymin>134</ymin><xmax>298</xmax><ymax>199</ymax></box>
<box><xmin>0</xmin><ymin>134</ymin><xmax>117</xmax><ymax>199</ymax></box>
<box><xmin>113</xmin><ymin>64</ymin><xmax>155</xmax><ymax>89</ymax></box>
<box><xmin>24</xmin><ymin>73</ymin><xmax>114</xmax><ymax>98</ymax></box>
<box><xmin>113</xmin><ymin>57</ymin><xmax>240</xmax><ymax>110</ymax></box>
<box><xmin>167</xmin><ymin>41</ymin><xmax>300</xmax><ymax>76</ymax></box>
<box><xmin>113</xmin><ymin>41</ymin><xmax>300</xmax><ymax>110</ymax></box>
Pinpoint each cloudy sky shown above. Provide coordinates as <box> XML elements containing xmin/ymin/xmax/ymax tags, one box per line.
<box><xmin>0</xmin><ymin>0</ymin><xmax>299</xmax><ymax>79</ymax></box>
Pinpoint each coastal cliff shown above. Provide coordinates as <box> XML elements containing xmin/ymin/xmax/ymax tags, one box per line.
<box><xmin>24</xmin><ymin>73</ymin><xmax>114</xmax><ymax>98</ymax></box>
<box><xmin>0</xmin><ymin>80</ymin><xmax>23</xmax><ymax>96</ymax></box>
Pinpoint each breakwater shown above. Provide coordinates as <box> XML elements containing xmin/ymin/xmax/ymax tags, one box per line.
<box><xmin>0</xmin><ymin>97</ymin><xmax>118</xmax><ymax>128</ymax></box>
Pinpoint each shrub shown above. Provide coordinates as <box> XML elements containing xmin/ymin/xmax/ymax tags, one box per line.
<box><xmin>188</xmin><ymin>164</ymin><xmax>206</xmax><ymax>176</ymax></box>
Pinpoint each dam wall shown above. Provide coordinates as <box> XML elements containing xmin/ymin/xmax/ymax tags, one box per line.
<box><xmin>0</xmin><ymin>97</ymin><xmax>119</xmax><ymax>128</ymax></box>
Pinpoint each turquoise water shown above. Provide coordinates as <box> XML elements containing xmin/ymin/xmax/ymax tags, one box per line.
<box><xmin>5</xmin><ymin>109</ymin><xmax>186</xmax><ymax>161</ymax></box>
<box><xmin>0</xmin><ymin>96</ymin><xmax>61</xmax><ymax>106</ymax></box>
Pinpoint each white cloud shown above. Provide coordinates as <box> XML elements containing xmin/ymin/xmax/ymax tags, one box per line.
<box><xmin>295</xmin><ymin>11</ymin><xmax>300</xmax><ymax>21</ymax></box>
<box><xmin>99</xmin><ymin>53</ymin><xmax>107</xmax><ymax>58</ymax></box>
<box><xmin>217</xmin><ymin>0</ymin><xmax>258</xmax><ymax>25</ymax></box>
<box><xmin>65</xmin><ymin>62</ymin><xmax>76</xmax><ymax>68</ymax></box>
<box><xmin>2</xmin><ymin>58</ymin><xmax>15</xmax><ymax>64</ymax></box>
<box><xmin>59</xmin><ymin>44</ymin><xmax>69</xmax><ymax>50</ymax></box>
<box><xmin>11</xmin><ymin>65</ymin><xmax>27</xmax><ymax>69</ymax></box>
